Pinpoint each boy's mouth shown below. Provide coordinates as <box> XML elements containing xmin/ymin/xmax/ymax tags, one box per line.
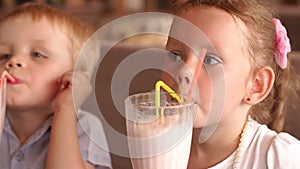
<box><xmin>1</xmin><ymin>71</ymin><xmax>18</xmax><ymax>84</ymax></box>
<box><xmin>7</xmin><ymin>75</ymin><xmax>20</xmax><ymax>85</ymax></box>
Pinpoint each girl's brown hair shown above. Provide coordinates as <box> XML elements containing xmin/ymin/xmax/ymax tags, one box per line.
<box><xmin>171</xmin><ymin>0</ymin><xmax>299</xmax><ymax>132</ymax></box>
<box><xmin>0</xmin><ymin>2</ymin><xmax>97</xmax><ymax>76</ymax></box>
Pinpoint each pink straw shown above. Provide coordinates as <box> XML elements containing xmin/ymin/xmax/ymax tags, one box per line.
<box><xmin>186</xmin><ymin>48</ymin><xmax>207</xmax><ymax>102</ymax></box>
<box><xmin>1</xmin><ymin>71</ymin><xmax>15</xmax><ymax>83</ymax></box>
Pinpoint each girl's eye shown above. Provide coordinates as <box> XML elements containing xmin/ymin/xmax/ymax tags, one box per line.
<box><xmin>31</xmin><ymin>52</ymin><xmax>45</xmax><ymax>58</ymax></box>
<box><xmin>0</xmin><ymin>54</ymin><xmax>11</xmax><ymax>60</ymax></box>
<box><xmin>203</xmin><ymin>54</ymin><xmax>221</xmax><ymax>65</ymax></box>
<box><xmin>168</xmin><ymin>51</ymin><xmax>183</xmax><ymax>61</ymax></box>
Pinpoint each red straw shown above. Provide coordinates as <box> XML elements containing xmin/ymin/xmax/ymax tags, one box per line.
<box><xmin>186</xmin><ymin>48</ymin><xmax>207</xmax><ymax>102</ymax></box>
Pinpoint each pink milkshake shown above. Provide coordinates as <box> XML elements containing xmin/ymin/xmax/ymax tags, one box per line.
<box><xmin>125</xmin><ymin>92</ymin><xmax>197</xmax><ymax>169</ymax></box>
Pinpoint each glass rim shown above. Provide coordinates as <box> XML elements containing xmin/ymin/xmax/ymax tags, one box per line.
<box><xmin>125</xmin><ymin>91</ymin><xmax>195</xmax><ymax>109</ymax></box>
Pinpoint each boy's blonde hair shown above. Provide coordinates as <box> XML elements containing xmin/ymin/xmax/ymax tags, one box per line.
<box><xmin>172</xmin><ymin>0</ymin><xmax>300</xmax><ymax>132</ymax></box>
<box><xmin>0</xmin><ymin>2</ymin><xmax>97</xmax><ymax>76</ymax></box>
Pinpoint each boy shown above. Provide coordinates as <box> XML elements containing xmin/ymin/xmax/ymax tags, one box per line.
<box><xmin>0</xmin><ymin>3</ymin><xmax>112</xmax><ymax>169</ymax></box>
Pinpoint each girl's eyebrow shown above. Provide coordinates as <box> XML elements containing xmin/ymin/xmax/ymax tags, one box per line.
<box><xmin>167</xmin><ymin>37</ymin><xmax>219</xmax><ymax>56</ymax></box>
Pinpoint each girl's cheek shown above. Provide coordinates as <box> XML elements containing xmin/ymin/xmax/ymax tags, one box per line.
<box><xmin>161</xmin><ymin>71</ymin><xmax>178</xmax><ymax>90</ymax></box>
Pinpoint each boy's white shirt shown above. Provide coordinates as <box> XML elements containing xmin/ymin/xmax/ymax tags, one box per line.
<box><xmin>0</xmin><ymin>109</ymin><xmax>112</xmax><ymax>169</ymax></box>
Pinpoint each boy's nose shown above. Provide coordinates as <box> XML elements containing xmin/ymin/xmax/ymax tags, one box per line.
<box><xmin>6</xmin><ymin>59</ymin><xmax>25</xmax><ymax>68</ymax></box>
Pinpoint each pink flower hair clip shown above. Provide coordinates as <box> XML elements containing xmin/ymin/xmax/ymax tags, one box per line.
<box><xmin>274</xmin><ymin>18</ymin><xmax>291</xmax><ymax>69</ymax></box>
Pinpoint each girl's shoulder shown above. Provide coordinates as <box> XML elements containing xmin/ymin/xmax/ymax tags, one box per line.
<box><xmin>267</xmin><ymin>132</ymin><xmax>300</xmax><ymax>168</ymax></box>
<box><xmin>254</xmin><ymin>121</ymin><xmax>300</xmax><ymax>150</ymax></box>
<box><xmin>250</xmin><ymin>121</ymin><xmax>300</xmax><ymax>168</ymax></box>
<box><xmin>271</xmin><ymin>132</ymin><xmax>300</xmax><ymax>148</ymax></box>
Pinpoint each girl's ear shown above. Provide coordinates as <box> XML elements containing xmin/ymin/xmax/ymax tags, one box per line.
<box><xmin>244</xmin><ymin>66</ymin><xmax>275</xmax><ymax>105</ymax></box>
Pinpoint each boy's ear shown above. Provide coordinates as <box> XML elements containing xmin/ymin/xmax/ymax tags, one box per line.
<box><xmin>244</xmin><ymin>66</ymin><xmax>275</xmax><ymax>105</ymax></box>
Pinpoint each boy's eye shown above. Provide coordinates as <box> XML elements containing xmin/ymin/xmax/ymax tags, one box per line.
<box><xmin>168</xmin><ymin>51</ymin><xmax>183</xmax><ymax>61</ymax></box>
<box><xmin>203</xmin><ymin>54</ymin><xmax>221</xmax><ymax>65</ymax></box>
<box><xmin>31</xmin><ymin>52</ymin><xmax>45</xmax><ymax>58</ymax></box>
<box><xmin>0</xmin><ymin>54</ymin><xmax>11</xmax><ymax>60</ymax></box>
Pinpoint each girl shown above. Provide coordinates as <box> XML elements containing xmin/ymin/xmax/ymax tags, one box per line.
<box><xmin>165</xmin><ymin>0</ymin><xmax>300</xmax><ymax>168</ymax></box>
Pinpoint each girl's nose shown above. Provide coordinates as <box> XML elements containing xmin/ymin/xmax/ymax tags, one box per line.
<box><xmin>177</xmin><ymin>72</ymin><xmax>190</xmax><ymax>84</ymax></box>
<box><xmin>176</xmin><ymin>66</ymin><xmax>193</xmax><ymax>94</ymax></box>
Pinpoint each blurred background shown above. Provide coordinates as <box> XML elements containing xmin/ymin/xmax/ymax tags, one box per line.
<box><xmin>0</xmin><ymin>0</ymin><xmax>299</xmax><ymax>37</ymax></box>
<box><xmin>0</xmin><ymin>0</ymin><xmax>299</xmax><ymax>169</ymax></box>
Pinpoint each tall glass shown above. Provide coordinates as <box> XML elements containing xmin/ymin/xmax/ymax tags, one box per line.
<box><xmin>0</xmin><ymin>78</ymin><xmax>6</xmax><ymax>141</ymax></box>
<box><xmin>125</xmin><ymin>92</ymin><xmax>197</xmax><ymax>169</ymax></box>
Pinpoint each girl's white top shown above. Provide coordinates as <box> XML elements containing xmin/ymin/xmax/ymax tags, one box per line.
<box><xmin>209</xmin><ymin>119</ymin><xmax>300</xmax><ymax>169</ymax></box>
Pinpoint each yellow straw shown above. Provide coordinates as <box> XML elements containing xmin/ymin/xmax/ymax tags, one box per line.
<box><xmin>155</xmin><ymin>80</ymin><xmax>183</xmax><ymax>119</ymax></box>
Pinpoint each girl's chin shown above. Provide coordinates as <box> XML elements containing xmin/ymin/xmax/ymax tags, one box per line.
<box><xmin>192</xmin><ymin>118</ymin><xmax>207</xmax><ymax>128</ymax></box>
<box><xmin>192</xmin><ymin>116</ymin><xmax>222</xmax><ymax>128</ymax></box>
<box><xmin>193</xmin><ymin>123</ymin><xmax>206</xmax><ymax>128</ymax></box>
<box><xmin>192</xmin><ymin>109</ymin><xmax>208</xmax><ymax>128</ymax></box>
